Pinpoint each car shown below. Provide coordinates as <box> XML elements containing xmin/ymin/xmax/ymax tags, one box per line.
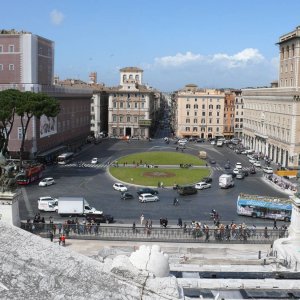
<box><xmin>210</xmin><ymin>140</ymin><xmax>216</xmax><ymax>145</ymax></box>
<box><xmin>137</xmin><ymin>188</ymin><xmax>159</xmax><ymax>195</ymax></box>
<box><xmin>38</xmin><ymin>196</ymin><xmax>58</xmax><ymax>211</ymax></box>
<box><xmin>209</xmin><ymin>159</ymin><xmax>216</xmax><ymax>164</ymax></box>
<box><xmin>202</xmin><ymin>177</ymin><xmax>213</xmax><ymax>183</ymax></box>
<box><xmin>113</xmin><ymin>183</ymin><xmax>128</xmax><ymax>192</ymax></box>
<box><xmin>85</xmin><ymin>213</ymin><xmax>114</xmax><ymax>224</ymax></box>
<box><xmin>195</xmin><ymin>182</ymin><xmax>211</xmax><ymax>190</ymax></box>
<box><xmin>263</xmin><ymin>167</ymin><xmax>273</xmax><ymax>174</ymax></box>
<box><xmin>242</xmin><ymin>169</ymin><xmax>249</xmax><ymax>176</ymax></box>
<box><xmin>177</xmin><ymin>185</ymin><xmax>198</xmax><ymax>195</ymax></box>
<box><xmin>38</xmin><ymin>177</ymin><xmax>55</xmax><ymax>187</ymax></box>
<box><xmin>120</xmin><ymin>192</ymin><xmax>134</xmax><ymax>200</ymax></box>
<box><xmin>236</xmin><ymin>172</ymin><xmax>245</xmax><ymax>179</ymax></box>
<box><xmin>233</xmin><ymin>168</ymin><xmax>240</xmax><ymax>174</ymax></box>
<box><xmin>224</xmin><ymin>163</ymin><xmax>231</xmax><ymax>169</ymax></box>
<box><xmin>91</xmin><ymin>157</ymin><xmax>98</xmax><ymax>164</ymax></box>
<box><xmin>196</xmin><ymin>138</ymin><xmax>205</xmax><ymax>143</ymax></box>
<box><xmin>249</xmin><ymin>158</ymin><xmax>256</xmax><ymax>164</ymax></box>
<box><xmin>253</xmin><ymin>161</ymin><xmax>261</xmax><ymax>167</ymax></box>
<box><xmin>226</xmin><ymin>171</ymin><xmax>236</xmax><ymax>178</ymax></box>
<box><xmin>139</xmin><ymin>193</ymin><xmax>159</xmax><ymax>202</ymax></box>
<box><xmin>235</xmin><ymin>162</ymin><xmax>242</xmax><ymax>169</ymax></box>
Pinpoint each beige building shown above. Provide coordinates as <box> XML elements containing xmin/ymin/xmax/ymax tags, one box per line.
<box><xmin>243</xmin><ymin>25</ymin><xmax>300</xmax><ymax>168</ymax></box>
<box><xmin>108</xmin><ymin>67</ymin><xmax>160</xmax><ymax>138</ymax></box>
<box><xmin>234</xmin><ymin>90</ymin><xmax>244</xmax><ymax>138</ymax></box>
<box><xmin>172</xmin><ymin>84</ymin><xmax>225</xmax><ymax>139</ymax></box>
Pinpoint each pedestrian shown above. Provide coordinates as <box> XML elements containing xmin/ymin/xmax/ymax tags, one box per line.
<box><xmin>178</xmin><ymin>218</ymin><xmax>183</xmax><ymax>228</ymax></box>
<box><xmin>264</xmin><ymin>226</ymin><xmax>269</xmax><ymax>239</ymax></box>
<box><xmin>61</xmin><ymin>234</ymin><xmax>66</xmax><ymax>246</ymax></box>
<box><xmin>49</xmin><ymin>231</ymin><xmax>54</xmax><ymax>242</ymax></box>
<box><xmin>173</xmin><ymin>197</ymin><xmax>177</xmax><ymax>205</ymax></box>
<box><xmin>132</xmin><ymin>222</ymin><xmax>136</xmax><ymax>233</ymax></box>
<box><xmin>273</xmin><ymin>219</ymin><xmax>278</xmax><ymax>230</ymax></box>
<box><xmin>140</xmin><ymin>214</ymin><xmax>144</xmax><ymax>225</ymax></box>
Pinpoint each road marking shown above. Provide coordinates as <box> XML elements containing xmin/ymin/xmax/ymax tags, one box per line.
<box><xmin>21</xmin><ymin>187</ymin><xmax>34</xmax><ymax>218</ymax></box>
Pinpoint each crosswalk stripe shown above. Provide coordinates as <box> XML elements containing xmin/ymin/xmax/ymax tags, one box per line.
<box><xmin>59</xmin><ymin>163</ymin><xmax>109</xmax><ymax>169</ymax></box>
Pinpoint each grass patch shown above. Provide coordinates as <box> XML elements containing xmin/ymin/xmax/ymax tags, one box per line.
<box><xmin>109</xmin><ymin>167</ymin><xmax>210</xmax><ymax>187</ymax></box>
<box><xmin>115</xmin><ymin>151</ymin><xmax>205</xmax><ymax>166</ymax></box>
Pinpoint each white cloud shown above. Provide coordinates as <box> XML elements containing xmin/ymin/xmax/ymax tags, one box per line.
<box><xmin>142</xmin><ymin>49</ymin><xmax>277</xmax><ymax>91</ymax></box>
<box><xmin>50</xmin><ymin>9</ymin><xmax>64</xmax><ymax>26</ymax></box>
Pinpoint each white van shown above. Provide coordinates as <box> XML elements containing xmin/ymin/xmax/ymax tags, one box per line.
<box><xmin>216</xmin><ymin>140</ymin><xmax>223</xmax><ymax>147</ymax></box>
<box><xmin>38</xmin><ymin>196</ymin><xmax>58</xmax><ymax>212</ymax></box>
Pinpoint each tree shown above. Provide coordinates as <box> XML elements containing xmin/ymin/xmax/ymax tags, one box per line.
<box><xmin>15</xmin><ymin>91</ymin><xmax>60</xmax><ymax>168</ymax></box>
<box><xmin>0</xmin><ymin>89</ymin><xmax>22</xmax><ymax>155</ymax></box>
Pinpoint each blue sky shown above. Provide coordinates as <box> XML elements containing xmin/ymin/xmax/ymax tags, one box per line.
<box><xmin>2</xmin><ymin>0</ymin><xmax>300</xmax><ymax>91</ymax></box>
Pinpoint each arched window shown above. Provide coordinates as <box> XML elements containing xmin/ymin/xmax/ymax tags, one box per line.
<box><xmin>287</xmin><ymin>46</ymin><xmax>290</xmax><ymax>58</ymax></box>
<box><xmin>194</xmin><ymin>104</ymin><xmax>198</xmax><ymax>109</ymax></box>
<box><xmin>123</xmin><ymin>75</ymin><xmax>127</xmax><ymax>82</ymax></box>
<box><xmin>135</xmin><ymin>75</ymin><xmax>139</xmax><ymax>81</ymax></box>
<box><xmin>129</xmin><ymin>74</ymin><xmax>133</xmax><ymax>80</ymax></box>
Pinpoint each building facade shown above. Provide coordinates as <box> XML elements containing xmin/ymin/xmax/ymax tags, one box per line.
<box><xmin>233</xmin><ymin>90</ymin><xmax>243</xmax><ymax>138</ymax></box>
<box><xmin>107</xmin><ymin>67</ymin><xmax>159</xmax><ymax>139</ymax></box>
<box><xmin>223</xmin><ymin>92</ymin><xmax>235</xmax><ymax>139</ymax></box>
<box><xmin>243</xmin><ymin>25</ymin><xmax>300</xmax><ymax>168</ymax></box>
<box><xmin>0</xmin><ymin>29</ymin><xmax>54</xmax><ymax>89</ymax></box>
<box><xmin>172</xmin><ymin>84</ymin><xmax>225</xmax><ymax>139</ymax></box>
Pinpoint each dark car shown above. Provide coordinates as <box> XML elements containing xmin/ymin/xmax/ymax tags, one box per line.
<box><xmin>249</xmin><ymin>167</ymin><xmax>256</xmax><ymax>174</ymax></box>
<box><xmin>120</xmin><ymin>192</ymin><xmax>134</xmax><ymax>200</ymax></box>
<box><xmin>177</xmin><ymin>185</ymin><xmax>197</xmax><ymax>196</ymax></box>
<box><xmin>85</xmin><ymin>213</ymin><xmax>114</xmax><ymax>224</ymax></box>
<box><xmin>137</xmin><ymin>188</ymin><xmax>159</xmax><ymax>195</ymax></box>
<box><xmin>242</xmin><ymin>170</ymin><xmax>249</xmax><ymax>176</ymax></box>
<box><xmin>196</xmin><ymin>138</ymin><xmax>205</xmax><ymax>143</ymax></box>
<box><xmin>209</xmin><ymin>159</ymin><xmax>216</xmax><ymax>164</ymax></box>
<box><xmin>224</xmin><ymin>163</ymin><xmax>231</xmax><ymax>169</ymax></box>
<box><xmin>203</xmin><ymin>177</ymin><xmax>213</xmax><ymax>183</ymax></box>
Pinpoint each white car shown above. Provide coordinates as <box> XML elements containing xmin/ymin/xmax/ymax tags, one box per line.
<box><xmin>139</xmin><ymin>193</ymin><xmax>159</xmax><ymax>203</ymax></box>
<box><xmin>91</xmin><ymin>158</ymin><xmax>98</xmax><ymax>164</ymax></box>
<box><xmin>263</xmin><ymin>167</ymin><xmax>273</xmax><ymax>174</ymax></box>
<box><xmin>38</xmin><ymin>196</ymin><xmax>58</xmax><ymax>211</ymax></box>
<box><xmin>113</xmin><ymin>183</ymin><xmax>128</xmax><ymax>192</ymax></box>
<box><xmin>211</xmin><ymin>140</ymin><xmax>216</xmax><ymax>145</ymax></box>
<box><xmin>38</xmin><ymin>177</ymin><xmax>55</xmax><ymax>187</ymax></box>
<box><xmin>249</xmin><ymin>158</ymin><xmax>256</xmax><ymax>164</ymax></box>
<box><xmin>233</xmin><ymin>168</ymin><xmax>240</xmax><ymax>174</ymax></box>
<box><xmin>195</xmin><ymin>182</ymin><xmax>211</xmax><ymax>190</ymax></box>
<box><xmin>235</xmin><ymin>162</ymin><xmax>242</xmax><ymax>169</ymax></box>
<box><xmin>253</xmin><ymin>161</ymin><xmax>261</xmax><ymax>167</ymax></box>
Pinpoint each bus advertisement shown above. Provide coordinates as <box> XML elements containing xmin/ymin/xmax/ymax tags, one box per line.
<box><xmin>237</xmin><ymin>193</ymin><xmax>291</xmax><ymax>222</ymax></box>
<box><xmin>16</xmin><ymin>164</ymin><xmax>44</xmax><ymax>185</ymax></box>
<box><xmin>57</xmin><ymin>152</ymin><xmax>74</xmax><ymax>165</ymax></box>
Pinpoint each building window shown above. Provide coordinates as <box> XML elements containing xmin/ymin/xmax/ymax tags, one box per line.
<box><xmin>208</xmin><ymin>127</ymin><xmax>212</xmax><ymax>132</ymax></box>
<box><xmin>120</xmin><ymin>102</ymin><xmax>123</xmax><ymax>108</ymax></box>
<box><xmin>127</xmin><ymin>116</ymin><xmax>131</xmax><ymax>122</ymax></box>
<box><xmin>291</xmin><ymin>79</ymin><xmax>293</xmax><ymax>86</ymax></box>
<box><xmin>291</xmin><ymin>64</ymin><xmax>293</xmax><ymax>72</ymax></box>
<box><xmin>217</xmin><ymin>112</ymin><xmax>219</xmax><ymax>116</ymax></box>
<box><xmin>209</xmin><ymin>112</ymin><xmax>212</xmax><ymax>116</ymax></box>
<box><xmin>194</xmin><ymin>104</ymin><xmax>198</xmax><ymax>109</ymax></box>
<box><xmin>216</xmin><ymin>127</ymin><xmax>219</xmax><ymax>132</ymax></box>
<box><xmin>141</xmin><ymin>102</ymin><xmax>145</xmax><ymax>108</ymax></box>
<box><xmin>185</xmin><ymin>127</ymin><xmax>190</xmax><ymax>131</ymax></box>
<box><xmin>217</xmin><ymin>119</ymin><xmax>219</xmax><ymax>124</ymax></box>
<box><xmin>187</xmin><ymin>111</ymin><xmax>190</xmax><ymax>116</ymax></box>
<box><xmin>134</xmin><ymin>102</ymin><xmax>138</xmax><ymax>108</ymax></box>
<box><xmin>193</xmin><ymin>127</ymin><xmax>197</xmax><ymax>132</ymax></box>
<box><xmin>123</xmin><ymin>75</ymin><xmax>126</xmax><ymax>82</ymax></box>
<box><xmin>209</xmin><ymin>105</ymin><xmax>213</xmax><ymax>109</ymax></box>
<box><xmin>9</xmin><ymin>64</ymin><xmax>14</xmax><ymax>71</ymax></box>
<box><xmin>9</xmin><ymin>45</ymin><xmax>14</xmax><ymax>52</ymax></box>
<box><xmin>17</xmin><ymin>127</ymin><xmax>24</xmax><ymax>140</ymax></box>
<box><xmin>113</xmin><ymin>102</ymin><xmax>117</xmax><ymax>108</ymax></box>
<box><xmin>127</xmin><ymin>102</ymin><xmax>130</xmax><ymax>108</ymax></box>
<box><xmin>0</xmin><ymin>64</ymin><xmax>3</xmax><ymax>71</ymax></box>
<box><xmin>194</xmin><ymin>119</ymin><xmax>197</xmax><ymax>124</ymax></box>
<box><xmin>113</xmin><ymin>115</ymin><xmax>117</xmax><ymax>122</ymax></box>
<box><xmin>0</xmin><ymin>45</ymin><xmax>3</xmax><ymax>52</ymax></box>
<box><xmin>209</xmin><ymin>119</ymin><xmax>212</xmax><ymax>124</ymax></box>
<box><xmin>186</xmin><ymin>104</ymin><xmax>191</xmax><ymax>109</ymax></box>
<box><xmin>120</xmin><ymin>116</ymin><xmax>123</xmax><ymax>122</ymax></box>
<box><xmin>202</xmin><ymin>104</ymin><xmax>205</xmax><ymax>109</ymax></box>
<box><xmin>202</xmin><ymin>112</ymin><xmax>205</xmax><ymax>116</ymax></box>
<box><xmin>134</xmin><ymin>116</ymin><xmax>138</xmax><ymax>122</ymax></box>
<box><xmin>186</xmin><ymin>119</ymin><xmax>190</xmax><ymax>123</ymax></box>
<box><xmin>135</xmin><ymin>75</ymin><xmax>139</xmax><ymax>81</ymax></box>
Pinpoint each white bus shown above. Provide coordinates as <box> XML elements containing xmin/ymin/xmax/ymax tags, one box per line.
<box><xmin>237</xmin><ymin>193</ymin><xmax>291</xmax><ymax>222</ymax></box>
<box><xmin>57</xmin><ymin>152</ymin><xmax>74</xmax><ymax>165</ymax></box>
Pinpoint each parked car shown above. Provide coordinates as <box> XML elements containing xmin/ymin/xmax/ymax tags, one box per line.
<box><xmin>91</xmin><ymin>157</ymin><xmax>98</xmax><ymax>164</ymax></box>
<box><xmin>38</xmin><ymin>177</ymin><xmax>55</xmax><ymax>187</ymax></box>
<box><xmin>139</xmin><ymin>193</ymin><xmax>159</xmax><ymax>203</ymax></box>
<box><xmin>196</xmin><ymin>138</ymin><xmax>205</xmax><ymax>143</ymax></box>
<box><xmin>177</xmin><ymin>185</ymin><xmax>197</xmax><ymax>195</ymax></box>
<box><xmin>113</xmin><ymin>183</ymin><xmax>128</xmax><ymax>192</ymax></box>
<box><xmin>202</xmin><ymin>177</ymin><xmax>213</xmax><ymax>183</ymax></box>
<box><xmin>210</xmin><ymin>140</ymin><xmax>216</xmax><ymax>145</ymax></box>
<box><xmin>263</xmin><ymin>167</ymin><xmax>273</xmax><ymax>174</ymax></box>
<box><xmin>233</xmin><ymin>168</ymin><xmax>240</xmax><ymax>175</ymax></box>
<box><xmin>195</xmin><ymin>182</ymin><xmax>211</xmax><ymax>190</ymax></box>
<box><xmin>137</xmin><ymin>188</ymin><xmax>159</xmax><ymax>195</ymax></box>
<box><xmin>120</xmin><ymin>192</ymin><xmax>134</xmax><ymax>200</ymax></box>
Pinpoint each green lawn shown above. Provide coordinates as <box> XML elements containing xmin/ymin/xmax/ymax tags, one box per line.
<box><xmin>109</xmin><ymin>167</ymin><xmax>210</xmax><ymax>187</ymax></box>
<box><xmin>115</xmin><ymin>151</ymin><xmax>205</xmax><ymax>166</ymax></box>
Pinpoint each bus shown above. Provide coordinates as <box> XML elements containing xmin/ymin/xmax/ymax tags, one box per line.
<box><xmin>57</xmin><ymin>152</ymin><xmax>74</xmax><ymax>165</ymax></box>
<box><xmin>237</xmin><ymin>193</ymin><xmax>292</xmax><ymax>222</ymax></box>
<box><xmin>16</xmin><ymin>163</ymin><xmax>44</xmax><ymax>185</ymax></box>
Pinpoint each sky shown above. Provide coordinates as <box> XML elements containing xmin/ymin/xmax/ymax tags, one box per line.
<box><xmin>2</xmin><ymin>0</ymin><xmax>300</xmax><ymax>92</ymax></box>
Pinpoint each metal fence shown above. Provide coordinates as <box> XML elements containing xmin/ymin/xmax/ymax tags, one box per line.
<box><xmin>20</xmin><ymin>222</ymin><xmax>289</xmax><ymax>244</ymax></box>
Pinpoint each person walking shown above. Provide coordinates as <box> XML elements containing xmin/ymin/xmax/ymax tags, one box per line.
<box><xmin>273</xmin><ymin>219</ymin><xmax>278</xmax><ymax>230</ymax></box>
<box><xmin>49</xmin><ymin>231</ymin><xmax>54</xmax><ymax>242</ymax></box>
<box><xmin>140</xmin><ymin>214</ymin><xmax>144</xmax><ymax>226</ymax></box>
<box><xmin>132</xmin><ymin>222</ymin><xmax>136</xmax><ymax>233</ymax></box>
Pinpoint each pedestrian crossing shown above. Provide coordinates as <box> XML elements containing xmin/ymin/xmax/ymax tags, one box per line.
<box><xmin>59</xmin><ymin>162</ymin><xmax>110</xmax><ymax>169</ymax></box>
<box><xmin>211</xmin><ymin>166</ymin><xmax>261</xmax><ymax>172</ymax></box>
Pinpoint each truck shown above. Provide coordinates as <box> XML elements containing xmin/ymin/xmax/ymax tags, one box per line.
<box><xmin>57</xmin><ymin>197</ymin><xmax>102</xmax><ymax>217</ymax></box>
<box><xmin>199</xmin><ymin>151</ymin><xmax>207</xmax><ymax>159</ymax></box>
<box><xmin>219</xmin><ymin>174</ymin><xmax>234</xmax><ymax>188</ymax></box>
